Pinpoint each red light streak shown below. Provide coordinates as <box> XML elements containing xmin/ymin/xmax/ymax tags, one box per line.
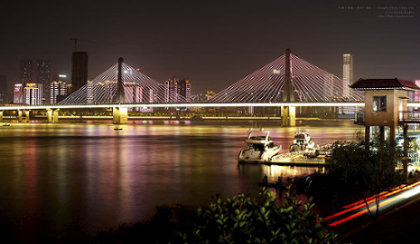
<box><xmin>324</xmin><ymin>181</ymin><xmax>420</xmax><ymax>225</ymax></box>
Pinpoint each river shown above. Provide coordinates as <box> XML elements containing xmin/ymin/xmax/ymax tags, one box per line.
<box><xmin>0</xmin><ymin>119</ymin><xmax>361</xmax><ymax>242</ymax></box>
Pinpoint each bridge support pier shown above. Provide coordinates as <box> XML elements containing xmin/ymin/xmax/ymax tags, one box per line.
<box><xmin>113</xmin><ymin>107</ymin><xmax>128</xmax><ymax>124</ymax></box>
<box><xmin>281</xmin><ymin>106</ymin><xmax>296</xmax><ymax>127</ymax></box>
<box><xmin>47</xmin><ymin>109</ymin><xmax>59</xmax><ymax>123</ymax></box>
<box><xmin>17</xmin><ymin>110</ymin><xmax>23</xmax><ymax>123</ymax></box>
<box><xmin>24</xmin><ymin>110</ymin><xmax>30</xmax><ymax>123</ymax></box>
<box><xmin>0</xmin><ymin>111</ymin><xmax>3</xmax><ymax>122</ymax></box>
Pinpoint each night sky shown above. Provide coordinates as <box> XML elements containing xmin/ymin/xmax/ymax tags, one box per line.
<box><xmin>0</xmin><ymin>0</ymin><xmax>419</xmax><ymax>93</ymax></box>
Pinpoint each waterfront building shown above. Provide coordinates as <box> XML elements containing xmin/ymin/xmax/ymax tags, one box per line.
<box><xmin>342</xmin><ymin>54</ymin><xmax>353</xmax><ymax>98</ymax></box>
<box><xmin>19</xmin><ymin>60</ymin><xmax>52</xmax><ymax>104</ymax></box>
<box><xmin>164</xmin><ymin>77</ymin><xmax>178</xmax><ymax>102</ymax></box>
<box><xmin>205</xmin><ymin>90</ymin><xmax>216</xmax><ymax>100</ymax></box>
<box><xmin>71</xmin><ymin>52</ymin><xmax>88</xmax><ymax>93</ymax></box>
<box><xmin>123</xmin><ymin>82</ymin><xmax>143</xmax><ymax>103</ymax></box>
<box><xmin>36</xmin><ymin>60</ymin><xmax>52</xmax><ymax>103</ymax></box>
<box><xmin>351</xmin><ymin>78</ymin><xmax>419</xmax><ymax>143</ymax></box>
<box><xmin>177</xmin><ymin>79</ymin><xmax>191</xmax><ymax>102</ymax></box>
<box><xmin>164</xmin><ymin>77</ymin><xmax>192</xmax><ymax>102</ymax></box>
<box><xmin>50</xmin><ymin>81</ymin><xmax>69</xmax><ymax>104</ymax></box>
<box><xmin>24</xmin><ymin>83</ymin><xmax>43</xmax><ymax>105</ymax></box>
<box><xmin>13</xmin><ymin>83</ymin><xmax>24</xmax><ymax>104</ymax></box>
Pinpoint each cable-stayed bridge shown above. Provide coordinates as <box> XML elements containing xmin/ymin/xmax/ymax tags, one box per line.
<box><xmin>1</xmin><ymin>49</ymin><xmax>405</xmax><ymax>125</ymax></box>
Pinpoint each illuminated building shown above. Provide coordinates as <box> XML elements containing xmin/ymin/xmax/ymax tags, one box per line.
<box><xmin>50</xmin><ymin>74</ymin><xmax>70</xmax><ymax>104</ymax></box>
<box><xmin>72</xmin><ymin>52</ymin><xmax>88</xmax><ymax>93</ymax></box>
<box><xmin>164</xmin><ymin>77</ymin><xmax>192</xmax><ymax>102</ymax></box>
<box><xmin>36</xmin><ymin>60</ymin><xmax>51</xmax><ymax>103</ymax></box>
<box><xmin>164</xmin><ymin>77</ymin><xmax>178</xmax><ymax>102</ymax></box>
<box><xmin>205</xmin><ymin>90</ymin><xmax>216</xmax><ymax>100</ymax></box>
<box><xmin>414</xmin><ymin>80</ymin><xmax>420</xmax><ymax>101</ymax></box>
<box><xmin>50</xmin><ymin>81</ymin><xmax>69</xmax><ymax>104</ymax></box>
<box><xmin>177</xmin><ymin>79</ymin><xmax>191</xmax><ymax>102</ymax></box>
<box><xmin>19</xmin><ymin>60</ymin><xmax>51</xmax><ymax>103</ymax></box>
<box><xmin>86</xmin><ymin>81</ymin><xmax>93</xmax><ymax>104</ymax></box>
<box><xmin>23</xmin><ymin>83</ymin><xmax>43</xmax><ymax>105</ymax></box>
<box><xmin>342</xmin><ymin>54</ymin><xmax>353</xmax><ymax>97</ymax></box>
<box><xmin>323</xmin><ymin>74</ymin><xmax>334</xmax><ymax>99</ymax></box>
<box><xmin>123</xmin><ymin>82</ymin><xmax>143</xmax><ymax>103</ymax></box>
<box><xmin>13</xmin><ymin>84</ymin><xmax>24</xmax><ymax>104</ymax></box>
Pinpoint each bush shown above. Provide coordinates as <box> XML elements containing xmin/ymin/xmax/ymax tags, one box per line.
<box><xmin>179</xmin><ymin>188</ymin><xmax>338</xmax><ymax>244</ymax></box>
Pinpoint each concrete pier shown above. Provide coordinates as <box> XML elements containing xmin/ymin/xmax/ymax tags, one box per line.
<box><xmin>281</xmin><ymin>106</ymin><xmax>296</xmax><ymax>127</ymax></box>
<box><xmin>17</xmin><ymin>110</ymin><xmax>23</xmax><ymax>123</ymax></box>
<box><xmin>47</xmin><ymin>109</ymin><xmax>59</xmax><ymax>123</ymax></box>
<box><xmin>24</xmin><ymin>110</ymin><xmax>30</xmax><ymax>123</ymax></box>
<box><xmin>113</xmin><ymin>107</ymin><xmax>128</xmax><ymax>124</ymax></box>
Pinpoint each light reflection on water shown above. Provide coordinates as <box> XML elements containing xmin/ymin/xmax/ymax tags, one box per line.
<box><xmin>0</xmin><ymin>120</ymin><xmax>361</xmax><ymax>242</ymax></box>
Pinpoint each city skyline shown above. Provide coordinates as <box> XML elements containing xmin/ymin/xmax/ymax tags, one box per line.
<box><xmin>0</xmin><ymin>0</ymin><xmax>419</xmax><ymax>93</ymax></box>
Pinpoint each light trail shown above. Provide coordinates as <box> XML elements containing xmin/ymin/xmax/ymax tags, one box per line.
<box><xmin>325</xmin><ymin>181</ymin><xmax>420</xmax><ymax>227</ymax></box>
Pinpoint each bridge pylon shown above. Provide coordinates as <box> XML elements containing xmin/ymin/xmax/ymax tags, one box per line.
<box><xmin>280</xmin><ymin>48</ymin><xmax>296</xmax><ymax>126</ymax></box>
<box><xmin>113</xmin><ymin>57</ymin><xmax>128</xmax><ymax>124</ymax></box>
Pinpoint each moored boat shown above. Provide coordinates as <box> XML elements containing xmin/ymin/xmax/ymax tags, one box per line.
<box><xmin>238</xmin><ymin>129</ymin><xmax>281</xmax><ymax>163</ymax></box>
<box><xmin>289</xmin><ymin>130</ymin><xmax>315</xmax><ymax>153</ymax></box>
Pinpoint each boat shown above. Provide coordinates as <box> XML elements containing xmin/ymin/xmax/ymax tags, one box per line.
<box><xmin>289</xmin><ymin>130</ymin><xmax>315</xmax><ymax>153</ymax></box>
<box><xmin>238</xmin><ymin>129</ymin><xmax>281</xmax><ymax>163</ymax></box>
<box><xmin>2</xmin><ymin>123</ymin><xmax>10</xmax><ymax>127</ymax></box>
<box><xmin>114</xmin><ymin>127</ymin><xmax>123</xmax><ymax>131</ymax></box>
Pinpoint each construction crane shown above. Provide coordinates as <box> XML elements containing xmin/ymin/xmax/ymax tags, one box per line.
<box><xmin>70</xmin><ymin>38</ymin><xmax>95</xmax><ymax>52</ymax></box>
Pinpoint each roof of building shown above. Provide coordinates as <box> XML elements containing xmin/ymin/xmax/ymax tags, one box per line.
<box><xmin>350</xmin><ymin>78</ymin><xmax>420</xmax><ymax>90</ymax></box>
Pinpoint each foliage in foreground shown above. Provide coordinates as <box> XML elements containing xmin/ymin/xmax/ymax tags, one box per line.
<box><xmin>93</xmin><ymin>189</ymin><xmax>338</xmax><ymax>244</ymax></box>
<box><xmin>309</xmin><ymin>140</ymin><xmax>401</xmax><ymax>212</ymax></box>
<box><xmin>179</xmin><ymin>188</ymin><xmax>338</xmax><ymax>244</ymax></box>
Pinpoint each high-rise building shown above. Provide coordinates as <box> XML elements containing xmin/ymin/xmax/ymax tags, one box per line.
<box><xmin>50</xmin><ymin>81</ymin><xmax>69</xmax><ymax>104</ymax></box>
<box><xmin>71</xmin><ymin>52</ymin><xmax>88</xmax><ymax>93</ymax></box>
<box><xmin>177</xmin><ymin>79</ymin><xmax>191</xmax><ymax>102</ymax></box>
<box><xmin>20</xmin><ymin>60</ymin><xmax>34</xmax><ymax>84</ymax></box>
<box><xmin>164</xmin><ymin>77</ymin><xmax>192</xmax><ymax>102</ymax></box>
<box><xmin>24</xmin><ymin>83</ymin><xmax>43</xmax><ymax>105</ymax></box>
<box><xmin>36</xmin><ymin>60</ymin><xmax>51</xmax><ymax>103</ymax></box>
<box><xmin>342</xmin><ymin>54</ymin><xmax>353</xmax><ymax>98</ymax></box>
<box><xmin>13</xmin><ymin>84</ymin><xmax>24</xmax><ymax>104</ymax></box>
<box><xmin>0</xmin><ymin>75</ymin><xmax>6</xmax><ymax>104</ymax></box>
<box><xmin>323</xmin><ymin>74</ymin><xmax>334</xmax><ymax>99</ymax></box>
<box><xmin>123</xmin><ymin>83</ymin><xmax>143</xmax><ymax>103</ymax></box>
<box><xmin>19</xmin><ymin>60</ymin><xmax>51</xmax><ymax>104</ymax></box>
<box><xmin>164</xmin><ymin>77</ymin><xmax>179</xmax><ymax>102</ymax></box>
<box><xmin>50</xmin><ymin>74</ymin><xmax>70</xmax><ymax>104</ymax></box>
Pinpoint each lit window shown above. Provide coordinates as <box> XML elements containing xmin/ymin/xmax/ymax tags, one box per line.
<box><xmin>373</xmin><ymin>96</ymin><xmax>386</xmax><ymax>112</ymax></box>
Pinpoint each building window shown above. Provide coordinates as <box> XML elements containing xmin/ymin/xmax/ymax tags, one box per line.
<box><xmin>373</xmin><ymin>96</ymin><xmax>386</xmax><ymax>112</ymax></box>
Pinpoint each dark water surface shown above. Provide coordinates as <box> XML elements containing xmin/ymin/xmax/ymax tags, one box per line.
<box><xmin>0</xmin><ymin>120</ymin><xmax>361</xmax><ymax>242</ymax></box>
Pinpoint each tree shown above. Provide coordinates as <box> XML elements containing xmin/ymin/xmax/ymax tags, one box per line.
<box><xmin>179</xmin><ymin>188</ymin><xmax>338</xmax><ymax>244</ymax></box>
<box><xmin>329</xmin><ymin>140</ymin><xmax>400</xmax><ymax>218</ymax></box>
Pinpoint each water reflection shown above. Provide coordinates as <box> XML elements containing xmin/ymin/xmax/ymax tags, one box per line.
<box><xmin>238</xmin><ymin>164</ymin><xmax>325</xmax><ymax>182</ymax></box>
<box><xmin>0</xmin><ymin>120</ymin><xmax>360</xmax><ymax>242</ymax></box>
